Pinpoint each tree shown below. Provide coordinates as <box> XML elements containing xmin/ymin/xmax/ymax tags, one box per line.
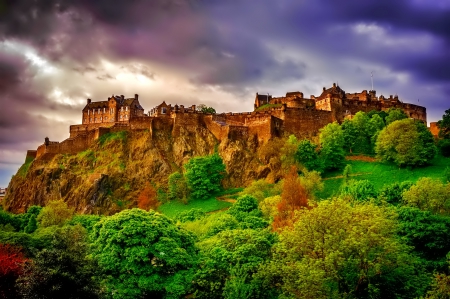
<box><xmin>378</xmin><ymin>181</ymin><xmax>413</xmax><ymax>205</ymax></box>
<box><xmin>137</xmin><ymin>182</ymin><xmax>159</xmax><ymax>211</ymax></box>
<box><xmin>0</xmin><ymin>244</ymin><xmax>26</xmax><ymax>299</ymax></box>
<box><xmin>375</xmin><ymin>118</ymin><xmax>437</xmax><ymax>167</ymax></box>
<box><xmin>437</xmin><ymin>108</ymin><xmax>450</xmax><ymax>139</ymax></box>
<box><xmin>264</xmin><ymin>199</ymin><xmax>427</xmax><ymax>298</ymax></box>
<box><xmin>90</xmin><ymin>209</ymin><xmax>197</xmax><ymax>299</ymax></box>
<box><xmin>36</xmin><ymin>200</ymin><xmax>74</xmax><ymax>228</ymax></box>
<box><xmin>17</xmin><ymin>225</ymin><xmax>99</xmax><ymax>299</ymax></box>
<box><xmin>184</xmin><ymin>153</ymin><xmax>226</xmax><ymax>200</ymax></box>
<box><xmin>340</xmin><ymin>179</ymin><xmax>377</xmax><ymax>202</ymax></box>
<box><xmin>396</xmin><ymin>206</ymin><xmax>450</xmax><ymax>272</ymax></box>
<box><xmin>193</xmin><ymin>228</ymin><xmax>276</xmax><ymax>299</ymax></box>
<box><xmin>341</xmin><ymin>119</ymin><xmax>358</xmax><ymax>153</ymax></box>
<box><xmin>402</xmin><ymin>178</ymin><xmax>450</xmax><ymax>215</ymax></box>
<box><xmin>168</xmin><ymin>172</ymin><xmax>189</xmax><ymax>203</ymax></box>
<box><xmin>273</xmin><ymin>167</ymin><xmax>309</xmax><ymax>230</ymax></box>
<box><xmin>385</xmin><ymin>108</ymin><xmax>407</xmax><ymax>125</ymax></box>
<box><xmin>295</xmin><ymin>139</ymin><xmax>322</xmax><ymax>171</ymax></box>
<box><xmin>319</xmin><ymin>122</ymin><xmax>345</xmax><ymax>171</ymax></box>
<box><xmin>197</xmin><ymin>104</ymin><xmax>216</xmax><ymax>114</ymax></box>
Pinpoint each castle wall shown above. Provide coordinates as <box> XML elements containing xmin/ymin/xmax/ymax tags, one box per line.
<box><xmin>129</xmin><ymin>117</ymin><xmax>152</xmax><ymax>130</ymax></box>
<box><xmin>282</xmin><ymin>108</ymin><xmax>334</xmax><ymax>138</ymax></box>
<box><xmin>26</xmin><ymin>150</ymin><xmax>37</xmax><ymax>160</ymax></box>
<box><xmin>429</xmin><ymin>122</ymin><xmax>439</xmax><ymax>137</ymax></box>
<box><xmin>70</xmin><ymin>123</ymin><xmax>114</xmax><ymax>138</ymax></box>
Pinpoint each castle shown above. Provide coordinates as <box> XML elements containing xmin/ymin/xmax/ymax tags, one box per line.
<box><xmin>25</xmin><ymin>83</ymin><xmax>428</xmax><ymax>161</ymax></box>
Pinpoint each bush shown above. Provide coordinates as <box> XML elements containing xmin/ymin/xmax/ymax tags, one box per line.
<box><xmin>340</xmin><ymin>179</ymin><xmax>377</xmax><ymax>202</ymax></box>
<box><xmin>438</xmin><ymin>139</ymin><xmax>450</xmax><ymax>157</ymax></box>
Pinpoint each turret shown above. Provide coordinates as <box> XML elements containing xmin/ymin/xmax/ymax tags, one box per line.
<box><xmin>87</xmin><ymin>98</ymin><xmax>91</xmax><ymax>104</ymax></box>
<box><xmin>44</xmin><ymin>137</ymin><xmax>49</xmax><ymax>146</ymax></box>
<box><xmin>135</xmin><ymin>94</ymin><xmax>139</xmax><ymax>100</ymax></box>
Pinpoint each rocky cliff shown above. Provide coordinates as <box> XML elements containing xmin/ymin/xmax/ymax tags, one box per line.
<box><xmin>4</xmin><ymin>122</ymin><xmax>284</xmax><ymax>214</ymax></box>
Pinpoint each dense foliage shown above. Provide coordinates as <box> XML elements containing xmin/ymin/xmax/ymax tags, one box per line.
<box><xmin>2</xmin><ymin>108</ymin><xmax>450</xmax><ymax>298</ymax></box>
<box><xmin>184</xmin><ymin>153</ymin><xmax>226</xmax><ymax>200</ymax></box>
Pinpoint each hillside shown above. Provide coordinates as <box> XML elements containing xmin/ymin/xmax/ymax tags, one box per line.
<box><xmin>4</xmin><ymin>125</ymin><xmax>283</xmax><ymax>214</ymax></box>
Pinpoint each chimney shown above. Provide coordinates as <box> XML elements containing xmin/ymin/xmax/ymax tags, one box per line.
<box><xmin>45</xmin><ymin>137</ymin><xmax>49</xmax><ymax>146</ymax></box>
<box><xmin>121</xmin><ymin>95</ymin><xmax>124</xmax><ymax>101</ymax></box>
<box><xmin>87</xmin><ymin>98</ymin><xmax>91</xmax><ymax>104</ymax></box>
<box><xmin>135</xmin><ymin>94</ymin><xmax>139</xmax><ymax>100</ymax></box>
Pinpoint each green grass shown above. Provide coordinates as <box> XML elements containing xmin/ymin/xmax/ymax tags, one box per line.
<box><xmin>255</xmin><ymin>104</ymin><xmax>282</xmax><ymax>111</ymax></box>
<box><xmin>98</xmin><ymin>131</ymin><xmax>128</xmax><ymax>147</ymax></box>
<box><xmin>158</xmin><ymin>197</ymin><xmax>232</xmax><ymax>218</ymax></box>
<box><xmin>317</xmin><ymin>155</ymin><xmax>450</xmax><ymax>199</ymax></box>
<box><xmin>16</xmin><ymin>157</ymin><xmax>34</xmax><ymax>178</ymax></box>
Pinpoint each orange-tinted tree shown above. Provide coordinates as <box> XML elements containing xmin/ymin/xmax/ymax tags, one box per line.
<box><xmin>273</xmin><ymin>167</ymin><xmax>309</xmax><ymax>230</ymax></box>
<box><xmin>0</xmin><ymin>244</ymin><xmax>26</xmax><ymax>298</ymax></box>
<box><xmin>137</xmin><ymin>182</ymin><xmax>159</xmax><ymax>211</ymax></box>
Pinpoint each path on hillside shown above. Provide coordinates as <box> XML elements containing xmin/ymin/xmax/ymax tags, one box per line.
<box><xmin>206</xmin><ymin>195</ymin><xmax>237</xmax><ymax>214</ymax></box>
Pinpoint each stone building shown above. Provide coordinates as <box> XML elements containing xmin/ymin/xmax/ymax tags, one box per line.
<box><xmin>82</xmin><ymin>94</ymin><xmax>145</xmax><ymax>124</ymax></box>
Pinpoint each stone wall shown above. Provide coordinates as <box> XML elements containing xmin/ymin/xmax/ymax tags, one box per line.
<box><xmin>429</xmin><ymin>122</ymin><xmax>439</xmax><ymax>137</ymax></box>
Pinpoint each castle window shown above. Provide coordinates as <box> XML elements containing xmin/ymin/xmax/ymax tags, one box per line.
<box><xmin>161</xmin><ymin>107</ymin><xmax>167</xmax><ymax>114</ymax></box>
<box><xmin>121</xmin><ymin>107</ymin><xmax>124</xmax><ymax>112</ymax></box>
<box><xmin>125</xmin><ymin>115</ymin><xmax>128</xmax><ymax>119</ymax></box>
<box><xmin>120</xmin><ymin>115</ymin><xmax>122</xmax><ymax>119</ymax></box>
<box><xmin>84</xmin><ymin>118</ymin><xmax>87</xmax><ymax>123</ymax></box>
<box><xmin>100</xmin><ymin>117</ymin><xmax>102</xmax><ymax>121</ymax></box>
<box><xmin>105</xmin><ymin>116</ymin><xmax>108</xmax><ymax>120</ymax></box>
<box><xmin>88</xmin><ymin>110</ymin><xmax>90</xmax><ymax>115</ymax></box>
<box><xmin>103</xmin><ymin>108</ymin><xmax>106</xmax><ymax>113</ymax></box>
<box><xmin>98</xmin><ymin>108</ymin><xmax>101</xmax><ymax>113</ymax></box>
<box><xmin>126</xmin><ymin>106</ymin><xmax>128</xmax><ymax>111</ymax></box>
<box><xmin>90</xmin><ymin>118</ymin><xmax>93</xmax><ymax>122</ymax></box>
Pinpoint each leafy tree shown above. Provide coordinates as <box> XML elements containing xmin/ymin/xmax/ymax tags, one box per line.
<box><xmin>264</xmin><ymin>199</ymin><xmax>427</xmax><ymax>298</ymax></box>
<box><xmin>0</xmin><ymin>244</ymin><xmax>26</xmax><ymax>299</ymax></box>
<box><xmin>367</xmin><ymin>110</ymin><xmax>388</xmax><ymax>123</ymax></box>
<box><xmin>197</xmin><ymin>104</ymin><xmax>216</xmax><ymax>114</ymax></box>
<box><xmin>343</xmin><ymin>164</ymin><xmax>352</xmax><ymax>184</ymax></box>
<box><xmin>423</xmin><ymin>259</ymin><xmax>450</xmax><ymax>299</ymax></box>
<box><xmin>367</xmin><ymin>113</ymin><xmax>386</xmax><ymax>146</ymax></box>
<box><xmin>168</xmin><ymin>172</ymin><xmax>190</xmax><ymax>203</ymax></box>
<box><xmin>240</xmin><ymin>180</ymin><xmax>281</xmax><ymax>203</ymax></box>
<box><xmin>66</xmin><ymin>214</ymin><xmax>103</xmax><ymax>233</ymax></box>
<box><xmin>193</xmin><ymin>228</ymin><xmax>277</xmax><ymax>299</ymax></box>
<box><xmin>24</xmin><ymin>216</ymin><xmax>37</xmax><ymax>234</ymax></box>
<box><xmin>184</xmin><ymin>153</ymin><xmax>226</xmax><ymax>200</ymax></box>
<box><xmin>340</xmin><ymin>179</ymin><xmax>377</xmax><ymax>202</ymax></box>
<box><xmin>36</xmin><ymin>200</ymin><xmax>74</xmax><ymax>228</ymax></box>
<box><xmin>341</xmin><ymin>119</ymin><xmax>358</xmax><ymax>153</ymax></box>
<box><xmin>438</xmin><ymin>139</ymin><xmax>450</xmax><ymax>157</ymax></box>
<box><xmin>351</xmin><ymin>111</ymin><xmax>372</xmax><ymax>154</ymax></box>
<box><xmin>137</xmin><ymin>182</ymin><xmax>159</xmax><ymax>210</ymax></box>
<box><xmin>396</xmin><ymin>206</ymin><xmax>450</xmax><ymax>272</ymax></box>
<box><xmin>402</xmin><ymin>178</ymin><xmax>450</xmax><ymax>214</ymax></box>
<box><xmin>90</xmin><ymin>209</ymin><xmax>197</xmax><ymax>299</ymax></box>
<box><xmin>17</xmin><ymin>225</ymin><xmax>99</xmax><ymax>299</ymax></box>
<box><xmin>228</xmin><ymin>195</ymin><xmax>267</xmax><ymax>229</ymax></box>
<box><xmin>298</xmin><ymin>169</ymin><xmax>323</xmax><ymax>199</ymax></box>
<box><xmin>375</xmin><ymin>118</ymin><xmax>437</xmax><ymax>167</ymax></box>
<box><xmin>174</xmin><ymin>208</ymin><xmax>206</xmax><ymax>223</ymax></box>
<box><xmin>273</xmin><ymin>167</ymin><xmax>309</xmax><ymax>230</ymax></box>
<box><xmin>385</xmin><ymin>108</ymin><xmax>408</xmax><ymax>125</ymax></box>
<box><xmin>259</xmin><ymin>195</ymin><xmax>281</xmax><ymax>220</ymax></box>
<box><xmin>280</xmin><ymin>135</ymin><xmax>300</xmax><ymax>172</ymax></box>
<box><xmin>295</xmin><ymin>139</ymin><xmax>322</xmax><ymax>171</ymax></box>
<box><xmin>437</xmin><ymin>108</ymin><xmax>450</xmax><ymax>139</ymax></box>
<box><xmin>319</xmin><ymin>122</ymin><xmax>346</xmax><ymax>171</ymax></box>
<box><xmin>19</xmin><ymin>206</ymin><xmax>42</xmax><ymax>232</ymax></box>
<box><xmin>378</xmin><ymin>181</ymin><xmax>413</xmax><ymax>205</ymax></box>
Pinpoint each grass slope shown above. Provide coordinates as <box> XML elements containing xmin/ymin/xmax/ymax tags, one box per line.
<box><xmin>318</xmin><ymin>155</ymin><xmax>450</xmax><ymax>199</ymax></box>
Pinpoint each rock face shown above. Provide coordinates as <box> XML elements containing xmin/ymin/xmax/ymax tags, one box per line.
<box><xmin>5</xmin><ymin>123</ymin><xmax>283</xmax><ymax>214</ymax></box>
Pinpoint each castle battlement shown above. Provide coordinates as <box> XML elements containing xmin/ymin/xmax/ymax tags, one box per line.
<box><xmin>27</xmin><ymin>85</ymin><xmax>427</xmax><ymax>160</ymax></box>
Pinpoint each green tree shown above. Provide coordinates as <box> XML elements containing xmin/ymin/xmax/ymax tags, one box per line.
<box><xmin>340</xmin><ymin>179</ymin><xmax>377</xmax><ymax>202</ymax></box>
<box><xmin>193</xmin><ymin>228</ymin><xmax>277</xmax><ymax>299</ymax></box>
<box><xmin>295</xmin><ymin>139</ymin><xmax>322</xmax><ymax>171</ymax></box>
<box><xmin>367</xmin><ymin>113</ymin><xmax>386</xmax><ymax>147</ymax></box>
<box><xmin>396</xmin><ymin>206</ymin><xmax>450</xmax><ymax>272</ymax></box>
<box><xmin>168</xmin><ymin>172</ymin><xmax>190</xmax><ymax>203</ymax></box>
<box><xmin>437</xmin><ymin>108</ymin><xmax>450</xmax><ymax>139</ymax></box>
<box><xmin>367</xmin><ymin>110</ymin><xmax>388</xmax><ymax>123</ymax></box>
<box><xmin>263</xmin><ymin>199</ymin><xmax>427</xmax><ymax>298</ymax></box>
<box><xmin>90</xmin><ymin>209</ymin><xmax>197</xmax><ymax>299</ymax></box>
<box><xmin>184</xmin><ymin>153</ymin><xmax>226</xmax><ymax>200</ymax></box>
<box><xmin>319</xmin><ymin>122</ymin><xmax>345</xmax><ymax>171</ymax></box>
<box><xmin>385</xmin><ymin>108</ymin><xmax>408</xmax><ymax>125</ymax></box>
<box><xmin>375</xmin><ymin>118</ymin><xmax>437</xmax><ymax>167</ymax></box>
<box><xmin>24</xmin><ymin>216</ymin><xmax>37</xmax><ymax>234</ymax></box>
<box><xmin>402</xmin><ymin>178</ymin><xmax>450</xmax><ymax>214</ymax></box>
<box><xmin>197</xmin><ymin>104</ymin><xmax>216</xmax><ymax>114</ymax></box>
<box><xmin>17</xmin><ymin>225</ymin><xmax>99</xmax><ymax>299</ymax></box>
<box><xmin>36</xmin><ymin>200</ymin><xmax>74</xmax><ymax>228</ymax></box>
<box><xmin>341</xmin><ymin>119</ymin><xmax>358</xmax><ymax>153</ymax></box>
<box><xmin>378</xmin><ymin>181</ymin><xmax>413</xmax><ymax>205</ymax></box>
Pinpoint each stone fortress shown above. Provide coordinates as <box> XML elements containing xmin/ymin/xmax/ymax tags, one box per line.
<box><xmin>25</xmin><ymin>83</ymin><xmax>428</xmax><ymax>161</ymax></box>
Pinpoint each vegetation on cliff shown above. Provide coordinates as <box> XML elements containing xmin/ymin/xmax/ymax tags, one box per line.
<box><xmin>1</xmin><ymin>108</ymin><xmax>450</xmax><ymax>298</ymax></box>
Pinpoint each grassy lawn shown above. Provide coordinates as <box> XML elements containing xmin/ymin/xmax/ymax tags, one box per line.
<box><xmin>158</xmin><ymin>197</ymin><xmax>232</xmax><ymax>218</ymax></box>
<box><xmin>317</xmin><ymin>155</ymin><xmax>450</xmax><ymax>199</ymax></box>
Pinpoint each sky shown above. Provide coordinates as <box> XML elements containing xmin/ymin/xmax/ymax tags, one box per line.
<box><xmin>0</xmin><ymin>0</ymin><xmax>449</xmax><ymax>187</ymax></box>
